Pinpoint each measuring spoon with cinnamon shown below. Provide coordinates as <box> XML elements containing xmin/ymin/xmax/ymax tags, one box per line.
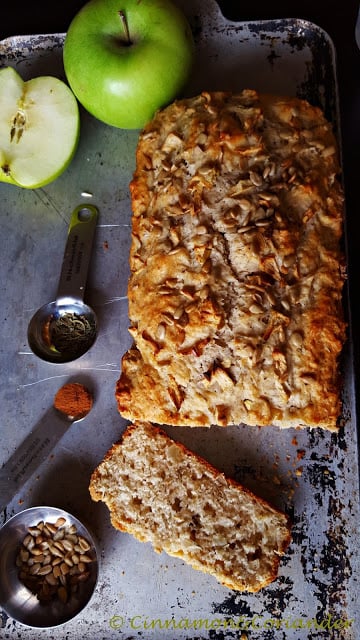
<box><xmin>0</xmin><ymin>383</ymin><xmax>93</xmax><ymax>512</ymax></box>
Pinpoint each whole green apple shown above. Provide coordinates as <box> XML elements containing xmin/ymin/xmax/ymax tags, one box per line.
<box><xmin>0</xmin><ymin>67</ymin><xmax>80</xmax><ymax>189</ymax></box>
<box><xmin>63</xmin><ymin>0</ymin><xmax>195</xmax><ymax>129</ymax></box>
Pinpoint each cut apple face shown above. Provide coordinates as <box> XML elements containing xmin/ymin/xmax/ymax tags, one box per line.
<box><xmin>0</xmin><ymin>67</ymin><xmax>80</xmax><ymax>189</ymax></box>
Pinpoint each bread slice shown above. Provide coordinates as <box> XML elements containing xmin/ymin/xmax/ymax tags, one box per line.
<box><xmin>116</xmin><ymin>90</ymin><xmax>346</xmax><ymax>429</ymax></box>
<box><xmin>89</xmin><ymin>422</ymin><xmax>291</xmax><ymax>592</ymax></box>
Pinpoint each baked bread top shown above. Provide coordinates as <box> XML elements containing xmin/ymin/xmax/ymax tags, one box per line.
<box><xmin>89</xmin><ymin>422</ymin><xmax>291</xmax><ymax>592</ymax></box>
<box><xmin>117</xmin><ymin>90</ymin><xmax>346</xmax><ymax>429</ymax></box>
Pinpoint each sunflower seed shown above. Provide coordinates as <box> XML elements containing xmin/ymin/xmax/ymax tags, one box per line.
<box><xmin>30</xmin><ymin>563</ymin><xmax>41</xmax><ymax>575</ymax></box>
<box><xmin>173</xmin><ymin>306</ymin><xmax>183</xmax><ymax>320</ymax></box>
<box><xmin>37</xmin><ymin>564</ymin><xmax>53</xmax><ymax>576</ymax></box>
<box><xmin>79</xmin><ymin>536</ymin><xmax>90</xmax><ymax>551</ymax></box>
<box><xmin>57</xmin><ymin>586</ymin><xmax>68</xmax><ymax>603</ymax></box>
<box><xmin>61</xmin><ymin>539</ymin><xmax>74</xmax><ymax>553</ymax></box>
<box><xmin>53</xmin><ymin>565</ymin><xmax>62</xmax><ymax>579</ymax></box>
<box><xmin>156</xmin><ymin>323</ymin><xmax>166</xmax><ymax>341</ymax></box>
<box><xmin>55</xmin><ymin>517</ymin><xmax>67</xmax><ymax>529</ymax></box>
<box><xmin>45</xmin><ymin>572</ymin><xmax>58</xmax><ymax>586</ymax></box>
<box><xmin>60</xmin><ymin>562</ymin><xmax>70</xmax><ymax>575</ymax></box>
<box><xmin>30</xmin><ymin>546</ymin><xmax>44</xmax><ymax>557</ymax></box>
<box><xmin>249</xmin><ymin>170</ymin><xmax>262</xmax><ymax>187</ymax></box>
<box><xmin>79</xmin><ymin>554</ymin><xmax>93</xmax><ymax>564</ymax></box>
<box><xmin>16</xmin><ymin>518</ymin><xmax>93</xmax><ymax>607</ymax></box>
<box><xmin>44</xmin><ymin>522</ymin><xmax>57</xmax><ymax>535</ymax></box>
<box><xmin>20</xmin><ymin>548</ymin><xmax>30</xmax><ymax>562</ymax></box>
<box><xmin>53</xmin><ymin>528</ymin><xmax>65</xmax><ymax>541</ymax></box>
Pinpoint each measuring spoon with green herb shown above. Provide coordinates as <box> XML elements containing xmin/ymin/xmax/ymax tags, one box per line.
<box><xmin>27</xmin><ymin>204</ymin><xmax>98</xmax><ymax>363</ymax></box>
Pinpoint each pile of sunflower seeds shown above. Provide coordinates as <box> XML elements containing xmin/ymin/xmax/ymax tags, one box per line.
<box><xmin>16</xmin><ymin>517</ymin><xmax>93</xmax><ymax>604</ymax></box>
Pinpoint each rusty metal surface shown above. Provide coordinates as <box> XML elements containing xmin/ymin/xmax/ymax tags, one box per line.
<box><xmin>0</xmin><ymin>1</ymin><xmax>359</xmax><ymax>638</ymax></box>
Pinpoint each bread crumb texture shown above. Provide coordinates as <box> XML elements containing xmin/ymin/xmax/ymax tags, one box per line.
<box><xmin>89</xmin><ymin>422</ymin><xmax>291</xmax><ymax>592</ymax></box>
<box><xmin>116</xmin><ymin>90</ymin><xmax>346</xmax><ymax>430</ymax></box>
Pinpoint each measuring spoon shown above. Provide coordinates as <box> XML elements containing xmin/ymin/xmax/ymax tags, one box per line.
<box><xmin>27</xmin><ymin>204</ymin><xmax>98</xmax><ymax>363</ymax></box>
<box><xmin>0</xmin><ymin>382</ymin><xmax>94</xmax><ymax>513</ymax></box>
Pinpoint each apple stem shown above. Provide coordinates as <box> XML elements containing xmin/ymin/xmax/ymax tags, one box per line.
<box><xmin>119</xmin><ymin>10</ymin><xmax>131</xmax><ymax>45</ymax></box>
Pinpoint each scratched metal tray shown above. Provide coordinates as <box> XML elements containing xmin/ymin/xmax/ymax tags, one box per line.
<box><xmin>1</xmin><ymin>1</ymin><xmax>359</xmax><ymax>638</ymax></box>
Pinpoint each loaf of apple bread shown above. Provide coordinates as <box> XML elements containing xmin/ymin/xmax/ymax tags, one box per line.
<box><xmin>89</xmin><ymin>422</ymin><xmax>291</xmax><ymax>592</ymax></box>
<box><xmin>116</xmin><ymin>90</ymin><xmax>346</xmax><ymax>429</ymax></box>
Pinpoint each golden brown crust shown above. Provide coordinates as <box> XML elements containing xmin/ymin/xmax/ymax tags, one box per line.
<box><xmin>116</xmin><ymin>90</ymin><xmax>346</xmax><ymax>429</ymax></box>
<box><xmin>89</xmin><ymin>422</ymin><xmax>291</xmax><ymax>592</ymax></box>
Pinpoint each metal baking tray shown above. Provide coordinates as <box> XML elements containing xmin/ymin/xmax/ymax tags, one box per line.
<box><xmin>1</xmin><ymin>1</ymin><xmax>359</xmax><ymax>638</ymax></box>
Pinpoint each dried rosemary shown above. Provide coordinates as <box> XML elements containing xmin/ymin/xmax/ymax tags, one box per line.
<box><xmin>49</xmin><ymin>312</ymin><xmax>96</xmax><ymax>357</ymax></box>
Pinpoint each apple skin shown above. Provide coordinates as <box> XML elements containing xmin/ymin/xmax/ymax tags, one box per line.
<box><xmin>63</xmin><ymin>0</ymin><xmax>195</xmax><ymax>129</ymax></box>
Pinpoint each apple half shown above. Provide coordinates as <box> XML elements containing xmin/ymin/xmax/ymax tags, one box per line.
<box><xmin>0</xmin><ymin>67</ymin><xmax>80</xmax><ymax>189</ymax></box>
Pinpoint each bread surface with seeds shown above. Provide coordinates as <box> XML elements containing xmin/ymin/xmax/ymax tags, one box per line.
<box><xmin>116</xmin><ymin>90</ymin><xmax>346</xmax><ymax>429</ymax></box>
<box><xmin>89</xmin><ymin>422</ymin><xmax>291</xmax><ymax>592</ymax></box>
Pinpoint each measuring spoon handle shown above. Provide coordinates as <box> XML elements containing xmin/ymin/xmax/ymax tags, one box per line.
<box><xmin>56</xmin><ymin>204</ymin><xmax>98</xmax><ymax>303</ymax></box>
<box><xmin>0</xmin><ymin>410</ymin><xmax>75</xmax><ymax>513</ymax></box>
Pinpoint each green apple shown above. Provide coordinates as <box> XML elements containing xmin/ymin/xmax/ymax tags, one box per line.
<box><xmin>63</xmin><ymin>0</ymin><xmax>194</xmax><ymax>129</ymax></box>
<box><xmin>0</xmin><ymin>66</ymin><xmax>79</xmax><ymax>189</ymax></box>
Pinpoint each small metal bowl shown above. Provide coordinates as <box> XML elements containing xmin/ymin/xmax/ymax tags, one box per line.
<box><xmin>0</xmin><ymin>506</ymin><xmax>99</xmax><ymax>628</ymax></box>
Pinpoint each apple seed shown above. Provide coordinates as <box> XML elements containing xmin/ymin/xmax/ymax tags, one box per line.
<box><xmin>10</xmin><ymin>110</ymin><xmax>26</xmax><ymax>143</ymax></box>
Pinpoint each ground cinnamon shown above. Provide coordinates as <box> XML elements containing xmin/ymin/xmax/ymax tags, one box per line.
<box><xmin>54</xmin><ymin>382</ymin><xmax>93</xmax><ymax>420</ymax></box>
